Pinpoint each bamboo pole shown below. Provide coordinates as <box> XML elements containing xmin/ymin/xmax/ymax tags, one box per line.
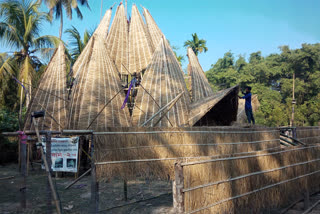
<box><xmin>90</xmin><ymin>134</ymin><xmax>99</xmax><ymax>213</ymax></box>
<box><xmin>174</xmin><ymin>161</ymin><xmax>184</xmax><ymax>214</ymax></box>
<box><xmin>65</xmin><ymin>168</ymin><xmax>92</xmax><ymax>190</ymax></box>
<box><xmin>20</xmin><ymin>139</ymin><xmax>27</xmax><ymax>209</ymax></box>
<box><xmin>32</xmin><ymin>118</ymin><xmax>62</xmax><ymax>214</ymax></box>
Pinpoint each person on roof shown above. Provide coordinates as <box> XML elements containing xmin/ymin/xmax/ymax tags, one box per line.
<box><xmin>239</xmin><ymin>86</ymin><xmax>255</xmax><ymax>125</ymax></box>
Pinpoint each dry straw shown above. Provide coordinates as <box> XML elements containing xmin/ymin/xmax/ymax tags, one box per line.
<box><xmin>296</xmin><ymin>127</ymin><xmax>320</xmax><ymax>144</ymax></box>
<box><xmin>94</xmin><ymin>127</ymin><xmax>280</xmax><ymax>181</ymax></box>
<box><xmin>182</xmin><ymin>145</ymin><xmax>320</xmax><ymax>213</ymax></box>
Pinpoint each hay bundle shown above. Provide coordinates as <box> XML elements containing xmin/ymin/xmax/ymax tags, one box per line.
<box><xmin>187</xmin><ymin>47</ymin><xmax>214</xmax><ymax>102</ymax></box>
<box><xmin>105</xmin><ymin>4</ymin><xmax>129</xmax><ymax>75</ymax></box>
<box><xmin>131</xmin><ymin>38</ymin><xmax>191</xmax><ymax>127</ymax></box>
<box><xmin>94</xmin><ymin>127</ymin><xmax>280</xmax><ymax>180</ymax></box>
<box><xmin>24</xmin><ymin>43</ymin><xmax>68</xmax><ymax>131</ymax></box>
<box><xmin>128</xmin><ymin>5</ymin><xmax>154</xmax><ymax>75</ymax></box>
<box><xmin>183</xmin><ymin>145</ymin><xmax>320</xmax><ymax>213</ymax></box>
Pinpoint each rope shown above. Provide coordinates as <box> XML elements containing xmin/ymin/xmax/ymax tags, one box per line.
<box><xmin>187</xmin><ymin>169</ymin><xmax>320</xmax><ymax>214</ymax></box>
<box><xmin>183</xmin><ymin>157</ymin><xmax>320</xmax><ymax>193</ymax></box>
<box><xmin>93</xmin><ymin>130</ymin><xmax>279</xmax><ymax>135</ymax></box>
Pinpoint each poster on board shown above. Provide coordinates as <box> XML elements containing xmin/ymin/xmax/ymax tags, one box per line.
<box><xmin>42</xmin><ymin>137</ymin><xmax>79</xmax><ymax>172</ymax></box>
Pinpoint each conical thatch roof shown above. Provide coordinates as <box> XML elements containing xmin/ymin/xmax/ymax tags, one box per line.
<box><xmin>24</xmin><ymin>43</ymin><xmax>68</xmax><ymax>131</ymax></box>
<box><xmin>187</xmin><ymin>47</ymin><xmax>214</xmax><ymax>102</ymax></box>
<box><xmin>128</xmin><ymin>5</ymin><xmax>153</xmax><ymax>75</ymax></box>
<box><xmin>142</xmin><ymin>7</ymin><xmax>163</xmax><ymax>49</ymax></box>
<box><xmin>131</xmin><ymin>38</ymin><xmax>191</xmax><ymax>127</ymax></box>
<box><xmin>72</xmin><ymin>8</ymin><xmax>112</xmax><ymax>75</ymax></box>
<box><xmin>188</xmin><ymin>86</ymin><xmax>239</xmax><ymax>126</ymax></box>
<box><xmin>68</xmin><ymin>37</ymin><xmax>130</xmax><ymax>130</ymax></box>
<box><xmin>106</xmin><ymin>4</ymin><xmax>129</xmax><ymax>75</ymax></box>
<box><xmin>237</xmin><ymin>94</ymin><xmax>260</xmax><ymax>123</ymax></box>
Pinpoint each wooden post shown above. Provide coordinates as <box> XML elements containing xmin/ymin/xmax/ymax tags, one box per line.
<box><xmin>26</xmin><ymin>142</ymin><xmax>30</xmax><ymax>176</ymax></box>
<box><xmin>90</xmin><ymin>134</ymin><xmax>99</xmax><ymax>213</ymax></box>
<box><xmin>174</xmin><ymin>162</ymin><xmax>184</xmax><ymax>214</ymax></box>
<box><xmin>304</xmin><ymin>190</ymin><xmax>310</xmax><ymax>210</ymax></box>
<box><xmin>123</xmin><ymin>180</ymin><xmax>128</xmax><ymax>201</ymax></box>
<box><xmin>75</xmin><ymin>137</ymin><xmax>83</xmax><ymax>179</ymax></box>
<box><xmin>20</xmin><ymin>139</ymin><xmax>27</xmax><ymax>209</ymax></box>
<box><xmin>46</xmin><ymin>132</ymin><xmax>53</xmax><ymax>214</ymax></box>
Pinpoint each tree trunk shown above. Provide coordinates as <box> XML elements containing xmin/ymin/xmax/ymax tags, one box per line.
<box><xmin>59</xmin><ymin>7</ymin><xmax>63</xmax><ymax>39</ymax></box>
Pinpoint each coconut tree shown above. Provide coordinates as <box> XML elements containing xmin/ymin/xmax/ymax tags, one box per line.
<box><xmin>65</xmin><ymin>26</ymin><xmax>92</xmax><ymax>63</ymax></box>
<box><xmin>184</xmin><ymin>33</ymin><xmax>208</xmax><ymax>56</ymax></box>
<box><xmin>0</xmin><ymin>0</ymin><xmax>59</xmax><ymax>124</ymax></box>
<box><xmin>41</xmin><ymin>0</ymin><xmax>90</xmax><ymax>39</ymax></box>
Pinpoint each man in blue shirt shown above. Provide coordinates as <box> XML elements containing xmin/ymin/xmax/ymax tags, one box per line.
<box><xmin>239</xmin><ymin>86</ymin><xmax>255</xmax><ymax>125</ymax></box>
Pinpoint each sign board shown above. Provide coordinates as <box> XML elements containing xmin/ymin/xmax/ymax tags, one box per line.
<box><xmin>42</xmin><ymin>137</ymin><xmax>79</xmax><ymax>172</ymax></box>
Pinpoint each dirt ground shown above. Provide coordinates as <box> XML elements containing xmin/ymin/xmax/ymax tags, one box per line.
<box><xmin>0</xmin><ymin>164</ymin><xmax>174</xmax><ymax>214</ymax></box>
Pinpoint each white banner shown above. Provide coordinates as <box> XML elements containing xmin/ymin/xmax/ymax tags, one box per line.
<box><xmin>42</xmin><ymin>137</ymin><xmax>79</xmax><ymax>172</ymax></box>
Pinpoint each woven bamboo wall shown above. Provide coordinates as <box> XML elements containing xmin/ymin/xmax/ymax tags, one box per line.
<box><xmin>131</xmin><ymin>38</ymin><xmax>191</xmax><ymax>127</ymax></box>
<box><xmin>182</xmin><ymin>145</ymin><xmax>320</xmax><ymax>213</ymax></box>
<box><xmin>187</xmin><ymin>48</ymin><xmax>214</xmax><ymax>102</ymax></box>
<box><xmin>128</xmin><ymin>5</ymin><xmax>153</xmax><ymax>75</ymax></box>
<box><xmin>68</xmin><ymin>37</ymin><xmax>130</xmax><ymax>130</ymax></box>
<box><xmin>25</xmin><ymin>43</ymin><xmax>67</xmax><ymax>131</ymax></box>
<box><xmin>94</xmin><ymin>127</ymin><xmax>280</xmax><ymax>180</ymax></box>
<box><xmin>106</xmin><ymin>4</ymin><xmax>129</xmax><ymax>75</ymax></box>
<box><xmin>297</xmin><ymin>126</ymin><xmax>320</xmax><ymax>144</ymax></box>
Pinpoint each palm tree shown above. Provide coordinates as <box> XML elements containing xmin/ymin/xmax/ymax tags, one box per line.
<box><xmin>41</xmin><ymin>0</ymin><xmax>90</xmax><ymax>39</ymax></box>
<box><xmin>184</xmin><ymin>33</ymin><xmax>208</xmax><ymax>56</ymax></box>
<box><xmin>0</xmin><ymin>0</ymin><xmax>59</xmax><ymax>123</ymax></box>
<box><xmin>65</xmin><ymin>26</ymin><xmax>92</xmax><ymax>63</ymax></box>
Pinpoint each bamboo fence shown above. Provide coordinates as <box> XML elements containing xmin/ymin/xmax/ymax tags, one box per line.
<box><xmin>178</xmin><ymin>145</ymin><xmax>320</xmax><ymax>214</ymax></box>
<box><xmin>296</xmin><ymin>126</ymin><xmax>320</xmax><ymax>144</ymax></box>
<box><xmin>94</xmin><ymin>127</ymin><xmax>280</xmax><ymax>180</ymax></box>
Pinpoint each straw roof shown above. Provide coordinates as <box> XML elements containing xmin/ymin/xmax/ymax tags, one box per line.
<box><xmin>68</xmin><ymin>36</ymin><xmax>130</xmax><ymax>130</ymax></box>
<box><xmin>131</xmin><ymin>38</ymin><xmax>191</xmax><ymax>127</ymax></box>
<box><xmin>188</xmin><ymin>86</ymin><xmax>239</xmax><ymax>126</ymax></box>
<box><xmin>72</xmin><ymin>8</ymin><xmax>112</xmax><ymax>74</ymax></box>
<box><xmin>237</xmin><ymin>94</ymin><xmax>260</xmax><ymax>123</ymax></box>
<box><xmin>142</xmin><ymin>7</ymin><xmax>163</xmax><ymax>50</ymax></box>
<box><xmin>187</xmin><ymin>47</ymin><xmax>214</xmax><ymax>102</ymax></box>
<box><xmin>106</xmin><ymin>4</ymin><xmax>129</xmax><ymax>75</ymax></box>
<box><xmin>24</xmin><ymin>43</ymin><xmax>68</xmax><ymax>131</ymax></box>
<box><xmin>128</xmin><ymin>5</ymin><xmax>153</xmax><ymax>75</ymax></box>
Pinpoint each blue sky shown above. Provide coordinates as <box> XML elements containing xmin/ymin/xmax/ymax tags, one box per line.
<box><xmin>1</xmin><ymin>0</ymin><xmax>319</xmax><ymax>71</ymax></box>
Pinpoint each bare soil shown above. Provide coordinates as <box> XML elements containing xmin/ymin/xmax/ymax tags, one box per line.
<box><xmin>0</xmin><ymin>164</ymin><xmax>173</xmax><ymax>214</ymax></box>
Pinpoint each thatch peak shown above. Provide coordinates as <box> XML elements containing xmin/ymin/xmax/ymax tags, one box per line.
<box><xmin>24</xmin><ymin>42</ymin><xmax>68</xmax><ymax>131</ymax></box>
<box><xmin>128</xmin><ymin>4</ymin><xmax>153</xmax><ymax>75</ymax></box>
<box><xmin>187</xmin><ymin>47</ymin><xmax>214</xmax><ymax>102</ymax></box>
<box><xmin>106</xmin><ymin>3</ymin><xmax>129</xmax><ymax>75</ymax></box>
<box><xmin>131</xmin><ymin>37</ymin><xmax>190</xmax><ymax>127</ymax></box>
<box><xmin>142</xmin><ymin>7</ymin><xmax>163</xmax><ymax>49</ymax></box>
<box><xmin>93</xmin><ymin>8</ymin><xmax>112</xmax><ymax>39</ymax></box>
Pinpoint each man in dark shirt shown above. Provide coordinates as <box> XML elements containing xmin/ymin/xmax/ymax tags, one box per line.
<box><xmin>239</xmin><ymin>86</ymin><xmax>255</xmax><ymax>125</ymax></box>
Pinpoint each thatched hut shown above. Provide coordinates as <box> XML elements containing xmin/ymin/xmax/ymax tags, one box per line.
<box><xmin>131</xmin><ymin>38</ymin><xmax>191</xmax><ymax>127</ymax></box>
<box><xmin>68</xmin><ymin>8</ymin><xmax>130</xmax><ymax>130</ymax></box>
<box><xmin>24</xmin><ymin>43</ymin><xmax>68</xmax><ymax>131</ymax></box>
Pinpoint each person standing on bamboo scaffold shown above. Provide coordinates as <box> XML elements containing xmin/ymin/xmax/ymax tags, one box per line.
<box><xmin>239</xmin><ymin>86</ymin><xmax>255</xmax><ymax>125</ymax></box>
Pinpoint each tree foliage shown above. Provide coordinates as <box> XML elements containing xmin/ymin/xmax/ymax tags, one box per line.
<box><xmin>206</xmin><ymin>43</ymin><xmax>320</xmax><ymax>127</ymax></box>
<box><xmin>184</xmin><ymin>33</ymin><xmax>208</xmax><ymax>56</ymax></box>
